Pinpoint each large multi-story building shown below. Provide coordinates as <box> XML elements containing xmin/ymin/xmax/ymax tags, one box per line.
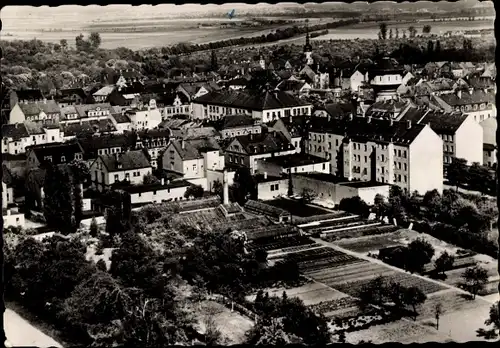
<box><xmin>192</xmin><ymin>89</ymin><xmax>313</xmax><ymax>122</ymax></box>
<box><xmin>432</xmin><ymin>88</ymin><xmax>496</xmax><ymax>122</ymax></box>
<box><xmin>306</xmin><ymin>115</ymin><xmax>443</xmax><ymax>195</ymax></box>
<box><xmin>369</xmin><ymin>57</ymin><xmax>405</xmax><ymax>102</ymax></box>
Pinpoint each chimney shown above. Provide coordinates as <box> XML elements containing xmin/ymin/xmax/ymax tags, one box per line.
<box><xmin>367</xmin><ymin>116</ymin><xmax>372</xmax><ymax>123</ymax></box>
<box><xmin>161</xmin><ymin>178</ymin><xmax>165</xmax><ymax>185</ymax></box>
<box><xmin>263</xmin><ymin>172</ymin><xmax>268</xmax><ymax>179</ymax></box>
<box><xmin>6</xmin><ymin>209</ymin><xmax>11</xmax><ymax>216</ymax></box>
<box><xmin>223</xmin><ymin>169</ymin><xmax>229</xmax><ymax>205</ymax></box>
<box><xmin>181</xmin><ymin>139</ymin><xmax>185</xmax><ymax>149</ymax></box>
<box><xmin>407</xmin><ymin>120</ymin><xmax>412</xmax><ymax>129</ymax></box>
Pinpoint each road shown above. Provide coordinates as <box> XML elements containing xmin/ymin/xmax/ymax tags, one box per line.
<box><xmin>4</xmin><ymin>308</ymin><xmax>63</xmax><ymax>348</ymax></box>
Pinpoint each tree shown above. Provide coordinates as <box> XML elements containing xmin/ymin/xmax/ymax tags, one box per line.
<box><xmin>395</xmin><ymin>28</ymin><xmax>399</xmax><ymax>39</ymax></box>
<box><xmin>405</xmin><ymin>238</ymin><xmax>435</xmax><ymax>274</ymax></box>
<box><xmin>60</xmin><ymin>39</ymin><xmax>68</xmax><ymax>51</ymax></box>
<box><xmin>90</xmin><ymin>217</ymin><xmax>99</xmax><ymax>237</ymax></box>
<box><xmin>461</xmin><ymin>265</ymin><xmax>489</xmax><ymax>299</ymax></box>
<box><xmin>434</xmin><ymin>302</ymin><xmax>444</xmax><ymax>330</ymax></box>
<box><xmin>389</xmin><ymin>28</ymin><xmax>393</xmax><ymax>39</ymax></box>
<box><xmin>75</xmin><ymin>34</ymin><xmax>91</xmax><ymax>52</ymax></box>
<box><xmin>434</xmin><ymin>251</ymin><xmax>455</xmax><ymax>276</ymax></box>
<box><xmin>402</xmin><ymin>30</ymin><xmax>407</xmax><ymax>39</ymax></box>
<box><xmin>402</xmin><ymin>286</ymin><xmax>427</xmax><ymax>320</ymax></box>
<box><xmin>43</xmin><ymin>164</ymin><xmax>77</xmax><ymax>234</ymax></box>
<box><xmin>143</xmin><ymin>173</ymin><xmax>160</xmax><ymax>185</ymax></box>
<box><xmin>408</xmin><ymin>26</ymin><xmax>417</xmax><ymax>38</ymax></box>
<box><xmin>89</xmin><ymin>32</ymin><xmax>101</xmax><ymax>50</ymax></box>
<box><xmin>210</xmin><ymin>50</ymin><xmax>218</xmax><ymax>71</ymax></box>
<box><xmin>287</xmin><ymin>171</ymin><xmax>293</xmax><ymax>197</ymax></box>
<box><xmin>300</xmin><ymin>188</ymin><xmax>317</xmax><ymax>205</ymax></box>
<box><xmin>427</xmin><ymin>40</ymin><xmax>434</xmax><ymax>56</ymax></box>
<box><xmin>423</xmin><ymin>189</ymin><xmax>442</xmax><ymax>219</ymax></box>
<box><xmin>232</xmin><ymin>167</ymin><xmax>256</xmax><ymax>205</ymax></box>
<box><xmin>422</xmin><ymin>25</ymin><xmax>432</xmax><ymax>34</ymax></box>
<box><xmin>212</xmin><ymin>180</ymin><xmax>223</xmax><ymax>200</ymax></box>
<box><xmin>379</xmin><ymin>23</ymin><xmax>388</xmax><ymax>40</ymax></box>
<box><xmin>480</xmin><ymin>301</ymin><xmax>500</xmax><ymax>338</ymax></box>
<box><xmin>339</xmin><ymin>196</ymin><xmax>370</xmax><ymax>217</ymax></box>
<box><xmin>447</xmin><ymin>158</ymin><xmax>468</xmax><ymax>191</ymax></box>
<box><xmin>184</xmin><ymin>185</ymin><xmax>204</xmax><ymax>199</ymax></box>
<box><xmin>373</xmin><ymin>194</ymin><xmax>387</xmax><ymax>217</ymax></box>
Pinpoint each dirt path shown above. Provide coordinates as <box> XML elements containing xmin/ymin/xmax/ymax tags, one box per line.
<box><xmin>312</xmin><ymin>237</ymin><xmax>495</xmax><ymax>305</ymax></box>
<box><xmin>4</xmin><ymin>308</ymin><xmax>63</xmax><ymax>348</ymax></box>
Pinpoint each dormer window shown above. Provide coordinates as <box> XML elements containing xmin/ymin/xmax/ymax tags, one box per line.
<box><xmin>61</xmin><ymin>156</ymin><xmax>66</xmax><ymax>162</ymax></box>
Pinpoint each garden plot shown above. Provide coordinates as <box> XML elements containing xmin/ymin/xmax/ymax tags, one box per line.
<box><xmin>311</xmin><ymin>296</ymin><xmax>360</xmax><ymax>318</ymax></box>
<box><xmin>333</xmin><ymin>231</ymin><xmax>406</xmax><ymax>253</ymax></box>
<box><xmin>246</xmin><ymin>282</ymin><xmax>348</xmax><ymax>307</ymax></box>
<box><xmin>306</xmin><ymin>262</ymin><xmax>395</xmax><ymax>286</ymax></box>
<box><xmin>265</xmin><ymin>198</ymin><xmax>332</xmax><ymax>217</ymax></box>
<box><xmin>321</xmin><ymin>224</ymin><xmax>400</xmax><ymax>241</ymax></box>
<box><xmin>382</xmin><ymin>272</ymin><xmax>447</xmax><ymax>295</ymax></box>
<box><xmin>345</xmin><ymin>319</ymin><xmax>452</xmax><ymax>344</ymax></box>
<box><xmin>246</xmin><ymin>235</ymin><xmax>316</xmax><ymax>253</ymax></box>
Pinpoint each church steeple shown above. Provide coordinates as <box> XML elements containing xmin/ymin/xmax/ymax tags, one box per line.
<box><xmin>303</xmin><ymin>19</ymin><xmax>313</xmax><ymax>66</ymax></box>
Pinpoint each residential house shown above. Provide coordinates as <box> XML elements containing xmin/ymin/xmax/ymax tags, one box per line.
<box><xmin>480</xmin><ymin>117</ymin><xmax>497</xmax><ymax>168</ymax></box>
<box><xmin>314</xmin><ymin>102</ymin><xmax>357</xmax><ymax>119</ymax></box>
<box><xmin>92</xmin><ymin>86</ymin><xmax>115</xmax><ymax>103</ymax></box>
<box><xmin>214</xmin><ymin>114</ymin><xmax>262</xmax><ymax>139</ymax></box>
<box><xmin>60</xmin><ymin>103</ymin><xmax>114</xmax><ymax>124</ymax></box>
<box><xmin>107</xmin><ymin>87</ymin><xmax>142</xmax><ymax>107</ymax></box>
<box><xmin>432</xmin><ymin>89</ymin><xmax>496</xmax><ymax>122</ymax></box>
<box><xmin>110</xmin><ymin>113</ymin><xmax>133</xmax><ymax>132</ymax></box>
<box><xmin>90</xmin><ymin>149</ymin><xmax>152</xmax><ymax>191</ymax></box>
<box><xmin>135</xmin><ymin>129</ymin><xmax>170</xmax><ymax>168</ymax></box>
<box><xmin>306</xmin><ymin>115</ymin><xmax>444</xmax><ymax>194</ymax></box>
<box><xmin>176</xmin><ymin>81</ymin><xmax>221</xmax><ymax>101</ymax></box>
<box><xmin>9</xmin><ymin>89</ymin><xmax>44</xmax><ymax>108</ymax></box>
<box><xmin>158</xmin><ymin>93</ymin><xmax>191</xmax><ymax>119</ymax></box>
<box><xmin>266</xmin><ymin>115</ymin><xmax>309</xmax><ymax>153</ymax></box>
<box><xmin>53</xmin><ymin>88</ymin><xmax>88</xmax><ymax>107</ymax></box>
<box><xmin>162</xmin><ymin>137</ymin><xmax>224</xmax><ymax>180</ymax></box>
<box><xmin>2</xmin><ymin>122</ymin><xmax>65</xmax><ymax>155</ymax></box>
<box><xmin>60</xmin><ymin>119</ymin><xmax>118</xmax><ymax>141</ymax></box>
<box><xmin>9</xmin><ymin>99</ymin><xmax>61</xmax><ymax>124</ymax></box>
<box><xmin>224</xmin><ymin>130</ymin><xmax>296</xmax><ymax>173</ymax></box>
<box><xmin>397</xmin><ymin>107</ymin><xmax>483</xmax><ymax>165</ymax></box>
<box><xmin>26</xmin><ymin>141</ymin><xmax>85</xmax><ymax>168</ymax></box>
<box><xmin>192</xmin><ymin>89</ymin><xmax>312</xmax><ymax>122</ymax></box>
<box><xmin>254</xmin><ymin>173</ymin><xmax>289</xmax><ymax>201</ymax></box>
<box><xmin>124</xmin><ymin>100</ymin><xmax>162</xmax><ymax>130</ymax></box>
<box><xmin>77</xmin><ymin>133</ymin><xmax>136</xmax><ymax>163</ymax></box>
<box><xmin>275</xmin><ymin>79</ymin><xmax>312</xmax><ymax>95</ymax></box>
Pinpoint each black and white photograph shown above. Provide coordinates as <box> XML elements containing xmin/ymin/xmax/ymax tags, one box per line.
<box><xmin>1</xmin><ymin>1</ymin><xmax>498</xmax><ymax>346</ymax></box>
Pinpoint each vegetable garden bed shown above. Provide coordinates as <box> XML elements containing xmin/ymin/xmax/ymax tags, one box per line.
<box><xmin>246</xmin><ymin>235</ymin><xmax>315</xmax><ymax>252</ymax></box>
<box><xmin>322</xmin><ymin>225</ymin><xmax>400</xmax><ymax>241</ymax></box>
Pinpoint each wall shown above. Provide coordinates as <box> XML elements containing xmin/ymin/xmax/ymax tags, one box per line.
<box><xmin>336</xmin><ymin>184</ymin><xmax>390</xmax><ymax>205</ymax></box>
<box><xmin>257</xmin><ymin>179</ymin><xmax>288</xmax><ymax>200</ymax></box>
<box><xmin>3</xmin><ymin>210</ymin><xmax>25</xmax><ymax>228</ymax></box>
<box><xmin>465</xmin><ymin>105</ymin><xmax>496</xmax><ymax>123</ymax></box>
<box><xmin>409</xmin><ymin>125</ymin><xmax>444</xmax><ymax>195</ymax></box>
<box><xmin>206</xmin><ymin>169</ymin><xmax>235</xmax><ymax>192</ymax></box>
<box><xmin>2</xmin><ymin>181</ymin><xmax>8</xmax><ymax>209</ymax></box>
<box><xmin>483</xmin><ymin>148</ymin><xmax>497</xmax><ymax>167</ymax></box>
<box><xmin>455</xmin><ymin>115</ymin><xmax>484</xmax><ymax>165</ymax></box>
<box><xmin>183</xmin><ymin>158</ymin><xmax>205</xmax><ymax>179</ymax></box>
<box><xmin>186</xmin><ymin>177</ymin><xmax>209</xmax><ymax>191</ymax></box>
<box><xmin>129</xmin><ymin>186</ymin><xmax>188</xmax><ymax>205</ymax></box>
<box><xmin>107</xmin><ymin>167</ymin><xmax>151</xmax><ymax>186</ymax></box>
<box><xmin>203</xmin><ymin>150</ymin><xmax>225</xmax><ymax>172</ymax></box>
<box><xmin>292</xmin><ymin>175</ymin><xmax>338</xmax><ymax>203</ymax></box>
<box><xmin>9</xmin><ymin>103</ymin><xmax>26</xmax><ymax>124</ymax></box>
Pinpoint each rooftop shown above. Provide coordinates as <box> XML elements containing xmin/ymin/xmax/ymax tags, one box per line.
<box><xmin>230</xmin><ymin>130</ymin><xmax>294</xmax><ymax>154</ymax></box>
<box><xmin>260</xmin><ymin>153</ymin><xmax>328</xmax><ymax>168</ymax></box>
<box><xmin>193</xmin><ymin>89</ymin><xmax>310</xmax><ymax>110</ymax></box>
<box><xmin>117</xmin><ymin>179</ymin><xmax>192</xmax><ymax>194</ymax></box>
<box><xmin>170</xmin><ymin>137</ymin><xmax>221</xmax><ymax>161</ymax></box>
<box><xmin>99</xmin><ymin>149</ymin><xmax>151</xmax><ymax>172</ymax></box>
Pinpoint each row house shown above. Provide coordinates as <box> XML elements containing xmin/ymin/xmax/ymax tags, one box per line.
<box><xmin>223</xmin><ymin>130</ymin><xmax>296</xmax><ymax>174</ymax></box>
<box><xmin>60</xmin><ymin>103</ymin><xmax>114</xmax><ymax>124</ymax></box>
<box><xmin>432</xmin><ymin>89</ymin><xmax>496</xmax><ymax>122</ymax></box>
<box><xmin>192</xmin><ymin>89</ymin><xmax>313</xmax><ymax>123</ymax></box>
<box><xmin>9</xmin><ymin>99</ymin><xmax>61</xmax><ymax>124</ymax></box>
<box><xmin>306</xmin><ymin>115</ymin><xmax>443</xmax><ymax>195</ymax></box>
<box><xmin>2</xmin><ymin>123</ymin><xmax>64</xmax><ymax>155</ymax></box>
<box><xmin>162</xmin><ymin>137</ymin><xmax>224</xmax><ymax>179</ymax></box>
<box><xmin>26</xmin><ymin>141</ymin><xmax>85</xmax><ymax>169</ymax></box>
<box><xmin>397</xmin><ymin>107</ymin><xmax>483</xmax><ymax>165</ymax></box>
<box><xmin>90</xmin><ymin>149</ymin><xmax>152</xmax><ymax>191</ymax></box>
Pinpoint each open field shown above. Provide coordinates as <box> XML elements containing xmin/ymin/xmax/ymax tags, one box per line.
<box><xmin>265</xmin><ymin>198</ymin><xmax>332</xmax><ymax>217</ymax></box>
<box><xmin>345</xmin><ymin>319</ymin><xmax>452</xmax><ymax>344</ymax></box>
<box><xmin>193</xmin><ymin>300</ymin><xmax>254</xmax><ymax>345</ymax></box>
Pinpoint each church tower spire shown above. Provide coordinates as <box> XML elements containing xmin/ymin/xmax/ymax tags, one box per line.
<box><xmin>303</xmin><ymin>19</ymin><xmax>313</xmax><ymax>66</ymax></box>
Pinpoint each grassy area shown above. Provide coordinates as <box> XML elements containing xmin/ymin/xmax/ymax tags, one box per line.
<box><xmin>266</xmin><ymin>198</ymin><xmax>331</xmax><ymax>217</ymax></box>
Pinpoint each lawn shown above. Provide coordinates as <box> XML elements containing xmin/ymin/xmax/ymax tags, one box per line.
<box><xmin>265</xmin><ymin>198</ymin><xmax>331</xmax><ymax>217</ymax></box>
<box><xmin>194</xmin><ymin>300</ymin><xmax>254</xmax><ymax>345</ymax></box>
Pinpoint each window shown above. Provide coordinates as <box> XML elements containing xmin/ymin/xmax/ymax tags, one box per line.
<box><xmin>403</xmin><ymin>150</ymin><xmax>407</xmax><ymax>158</ymax></box>
<box><xmin>114</xmin><ymin>174</ymin><xmax>119</xmax><ymax>182</ymax></box>
<box><xmin>125</xmin><ymin>173</ymin><xmax>130</xmax><ymax>181</ymax></box>
<box><xmin>139</xmin><ymin>192</ymin><xmax>142</xmax><ymax>197</ymax></box>
<box><xmin>381</xmin><ymin>166</ymin><xmax>385</xmax><ymax>174</ymax></box>
<box><xmin>335</xmin><ymin>139</ymin><xmax>339</xmax><ymax>147</ymax></box>
<box><xmin>381</xmin><ymin>154</ymin><xmax>385</xmax><ymax>162</ymax></box>
<box><xmin>398</xmin><ymin>162</ymin><xmax>401</xmax><ymax>170</ymax></box>
<box><xmin>61</xmin><ymin>156</ymin><xmax>66</xmax><ymax>163</ymax></box>
<box><xmin>398</xmin><ymin>149</ymin><xmax>401</xmax><ymax>157</ymax></box>
<box><xmin>404</xmin><ymin>163</ymin><xmax>407</xmax><ymax>171</ymax></box>
<box><xmin>404</xmin><ymin>175</ymin><xmax>407</xmax><ymax>183</ymax></box>
<box><xmin>322</xmin><ymin>163</ymin><xmax>326</xmax><ymax>170</ymax></box>
<box><xmin>193</xmin><ymin>164</ymin><xmax>197</xmax><ymax>171</ymax></box>
<box><xmin>328</xmin><ymin>142</ymin><xmax>332</xmax><ymax>150</ymax></box>
<box><xmin>52</xmin><ymin>136</ymin><xmax>55</xmax><ymax>141</ymax></box>
<box><xmin>364</xmin><ymin>156</ymin><xmax>367</xmax><ymax>163</ymax></box>
<box><xmin>153</xmin><ymin>191</ymin><xmax>157</xmax><ymax>195</ymax></box>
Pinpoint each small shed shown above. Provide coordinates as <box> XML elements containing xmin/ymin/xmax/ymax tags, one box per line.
<box><xmin>243</xmin><ymin>199</ymin><xmax>291</xmax><ymax>223</ymax></box>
